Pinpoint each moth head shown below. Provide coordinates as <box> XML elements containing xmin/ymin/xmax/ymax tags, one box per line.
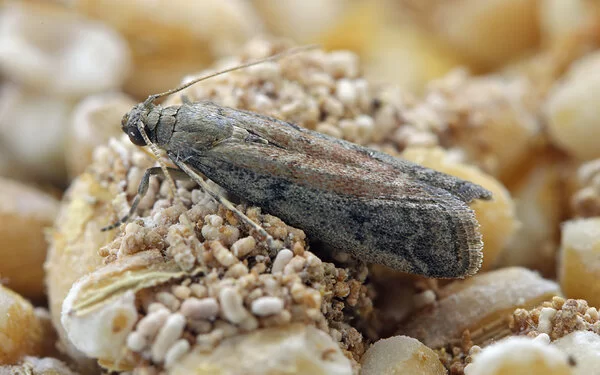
<box><xmin>121</xmin><ymin>104</ymin><xmax>148</xmax><ymax>146</ymax></box>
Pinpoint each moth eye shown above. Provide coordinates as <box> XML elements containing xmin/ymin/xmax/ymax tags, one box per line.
<box><xmin>128</xmin><ymin>128</ymin><xmax>146</xmax><ymax>146</ymax></box>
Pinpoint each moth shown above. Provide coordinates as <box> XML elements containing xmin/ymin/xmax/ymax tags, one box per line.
<box><xmin>104</xmin><ymin>47</ymin><xmax>493</xmax><ymax>278</ymax></box>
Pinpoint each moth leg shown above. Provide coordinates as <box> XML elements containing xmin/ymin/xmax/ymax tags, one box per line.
<box><xmin>101</xmin><ymin>166</ymin><xmax>186</xmax><ymax>231</ymax></box>
<box><xmin>172</xmin><ymin>159</ymin><xmax>276</xmax><ymax>250</ymax></box>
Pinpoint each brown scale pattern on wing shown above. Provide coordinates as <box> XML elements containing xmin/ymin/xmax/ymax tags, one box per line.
<box><xmin>208</xmin><ymin>141</ymin><xmax>436</xmax><ymax>201</ymax></box>
<box><xmin>206</xmin><ymin>103</ymin><xmax>491</xmax><ymax>205</ymax></box>
<box><xmin>209</xmin><ymin>103</ymin><xmax>388</xmax><ymax>169</ymax></box>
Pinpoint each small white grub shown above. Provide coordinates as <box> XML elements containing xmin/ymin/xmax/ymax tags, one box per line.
<box><xmin>251</xmin><ymin>296</ymin><xmax>284</xmax><ymax>317</ymax></box>
<box><xmin>164</xmin><ymin>339</ymin><xmax>191</xmax><ymax>369</ymax></box>
<box><xmin>126</xmin><ymin>331</ymin><xmax>147</xmax><ymax>352</ymax></box>
<box><xmin>272</xmin><ymin>248</ymin><xmax>293</xmax><ymax>274</ymax></box>
<box><xmin>190</xmin><ymin>283</ymin><xmax>208</xmax><ymax>298</ymax></box>
<box><xmin>231</xmin><ymin>236</ymin><xmax>256</xmax><ymax>258</ymax></box>
<box><xmin>151</xmin><ymin>313</ymin><xmax>186</xmax><ymax>363</ymax></box>
<box><xmin>219</xmin><ymin>286</ymin><xmax>248</xmax><ymax>324</ymax></box>
<box><xmin>210</xmin><ymin>241</ymin><xmax>238</xmax><ymax>267</ymax></box>
<box><xmin>172</xmin><ymin>285</ymin><xmax>191</xmax><ymax>300</ymax></box>
<box><xmin>156</xmin><ymin>291</ymin><xmax>181</xmax><ymax>311</ymax></box>
<box><xmin>137</xmin><ymin>308</ymin><xmax>170</xmax><ymax>338</ymax></box>
<box><xmin>537</xmin><ymin>307</ymin><xmax>557</xmax><ymax>335</ymax></box>
<box><xmin>225</xmin><ymin>263</ymin><xmax>249</xmax><ymax>278</ymax></box>
<box><xmin>180</xmin><ymin>297</ymin><xmax>220</xmax><ymax>320</ymax></box>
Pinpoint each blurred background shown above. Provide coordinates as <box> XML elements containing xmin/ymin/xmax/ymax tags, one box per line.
<box><xmin>2</xmin><ymin>0</ymin><xmax>600</xmax><ymax>302</ymax></box>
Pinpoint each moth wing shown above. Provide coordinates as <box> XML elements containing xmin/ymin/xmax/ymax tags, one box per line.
<box><xmin>192</xmin><ymin>142</ymin><xmax>484</xmax><ymax>277</ymax></box>
<box><xmin>213</xmin><ymin>103</ymin><xmax>492</xmax><ymax>204</ymax></box>
<box><xmin>356</xmin><ymin>146</ymin><xmax>493</xmax><ymax>204</ymax></box>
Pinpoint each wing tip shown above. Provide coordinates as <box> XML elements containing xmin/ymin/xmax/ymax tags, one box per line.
<box><xmin>456</xmin><ymin>181</ymin><xmax>493</xmax><ymax>204</ymax></box>
<box><xmin>457</xmin><ymin>207</ymin><xmax>485</xmax><ymax>278</ymax></box>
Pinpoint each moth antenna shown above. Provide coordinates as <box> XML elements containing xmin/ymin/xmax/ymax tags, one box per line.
<box><xmin>143</xmin><ymin>44</ymin><xmax>319</xmax><ymax>105</ymax></box>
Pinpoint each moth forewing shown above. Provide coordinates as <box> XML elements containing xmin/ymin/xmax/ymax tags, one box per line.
<box><xmin>194</xmin><ymin>103</ymin><xmax>492</xmax><ymax>202</ymax></box>
<box><xmin>168</xmin><ymin>105</ymin><xmax>490</xmax><ymax>278</ymax></box>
